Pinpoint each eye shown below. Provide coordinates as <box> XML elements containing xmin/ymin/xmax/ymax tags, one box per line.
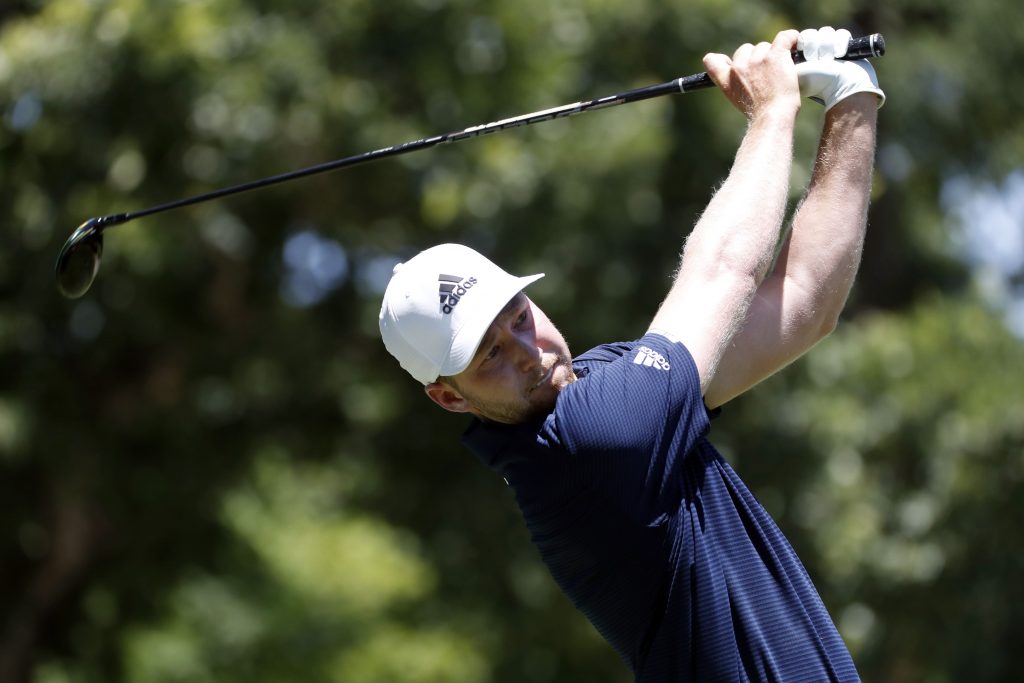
<box><xmin>514</xmin><ymin>309</ymin><xmax>529</xmax><ymax>327</ymax></box>
<box><xmin>484</xmin><ymin>345</ymin><xmax>500</xmax><ymax>362</ymax></box>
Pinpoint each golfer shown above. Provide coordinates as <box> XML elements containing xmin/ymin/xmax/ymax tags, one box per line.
<box><xmin>380</xmin><ymin>27</ymin><xmax>882</xmax><ymax>682</ymax></box>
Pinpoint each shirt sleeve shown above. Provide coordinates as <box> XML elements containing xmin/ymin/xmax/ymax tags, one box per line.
<box><xmin>550</xmin><ymin>332</ymin><xmax>712</xmax><ymax>512</ymax></box>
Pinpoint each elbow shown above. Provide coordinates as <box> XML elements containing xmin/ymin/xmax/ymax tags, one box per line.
<box><xmin>681</xmin><ymin>231</ymin><xmax>772</xmax><ymax>291</ymax></box>
<box><xmin>817</xmin><ymin>313</ymin><xmax>839</xmax><ymax>341</ymax></box>
<box><xmin>714</xmin><ymin>242</ymin><xmax>774</xmax><ymax>287</ymax></box>
<box><xmin>789</xmin><ymin>308</ymin><xmax>838</xmax><ymax>357</ymax></box>
<box><xmin>785</xmin><ymin>275</ymin><xmax>847</xmax><ymax>344</ymax></box>
<box><xmin>814</xmin><ymin>305</ymin><xmax>843</xmax><ymax>342</ymax></box>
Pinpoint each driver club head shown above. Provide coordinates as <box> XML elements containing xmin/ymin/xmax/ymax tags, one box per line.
<box><xmin>55</xmin><ymin>218</ymin><xmax>105</xmax><ymax>299</ymax></box>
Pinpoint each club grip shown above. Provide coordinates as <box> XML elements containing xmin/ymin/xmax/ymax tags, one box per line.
<box><xmin>792</xmin><ymin>32</ymin><xmax>885</xmax><ymax>63</ymax></box>
<box><xmin>845</xmin><ymin>33</ymin><xmax>885</xmax><ymax>59</ymax></box>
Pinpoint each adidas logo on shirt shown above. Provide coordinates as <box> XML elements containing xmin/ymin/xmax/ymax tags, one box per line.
<box><xmin>438</xmin><ymin>273</ymin><xmax>479</xmax><ymax>314</ymax></box>
<box><xmin>633</xmin><ymin>346</ymin><xmax>670</xmax><ymax>371</ymax></box>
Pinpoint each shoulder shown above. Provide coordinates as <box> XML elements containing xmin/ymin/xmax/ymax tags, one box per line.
<box><xmin>572</xmin><ymin>340</ymin><xmax>637</xmax><ymax>369</ymax></box>
<box><xmin>570</xmin><ymin>333</ymin><xmax>696</xmax><ymax>384</ymax></box>
<box><xmin>554</xmin><ymin>333</ymin><xmax>707</xmax><ymax>451</ymax></box>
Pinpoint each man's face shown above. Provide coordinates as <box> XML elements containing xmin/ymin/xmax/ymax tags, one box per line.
<box><xmin>427</xmin><ymin>292</ymin><xmax>575</xmax><ymax>424</ymax></box>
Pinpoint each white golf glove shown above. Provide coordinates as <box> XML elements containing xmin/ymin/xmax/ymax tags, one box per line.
<box><xmin>795</xmin><ymin>26</ymin><xmax>885</xmax><ymax>110</ymax></box>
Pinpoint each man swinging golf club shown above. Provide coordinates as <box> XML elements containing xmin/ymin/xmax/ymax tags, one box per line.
<box><xmin>380</xmin><ymin>26</ymin><xmax>883</xmax><ymax>682</ymax></box>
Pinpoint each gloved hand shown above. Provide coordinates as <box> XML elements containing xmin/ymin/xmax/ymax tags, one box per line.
<box><xmin>795</xmin><ymin>26</ymin><xmax>885</xmax><ymax>110</ymax></box>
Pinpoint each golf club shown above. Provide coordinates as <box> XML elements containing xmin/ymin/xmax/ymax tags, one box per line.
<box><xmin>55</xmin><ymin>33</ymin><xmax>885</xmax><ymax>299</ymax></box>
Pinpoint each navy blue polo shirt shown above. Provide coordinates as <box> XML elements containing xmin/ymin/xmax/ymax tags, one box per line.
<box><xmin>463</xmin><ymin>332</ymin><xmax>859</xmax><ymax>682</ymax></box>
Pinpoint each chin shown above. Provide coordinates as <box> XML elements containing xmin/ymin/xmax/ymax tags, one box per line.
<box><xmin>551</xmin><ymin>363</ymin><xmax>575</xmax><ymax>390</ymax></box>
<box><xmin>527</xmin><ymin>367</ymin><xmax>569</xmax><ymax>415</ymax></box>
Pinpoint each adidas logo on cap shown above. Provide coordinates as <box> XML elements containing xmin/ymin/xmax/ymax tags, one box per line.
<box><xmin>438</xmin><ymin>273</ymin><xmax>479</xmax><ymax>315</ymax></box>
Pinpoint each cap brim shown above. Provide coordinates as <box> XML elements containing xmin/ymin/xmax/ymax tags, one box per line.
<box><xmin>440</xmin><ymin>273</ymin><xmax>544</xmax><ymax>379</ymax></box>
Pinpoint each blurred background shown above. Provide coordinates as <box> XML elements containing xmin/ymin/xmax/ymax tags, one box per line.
<box><xmin>2</xmin><ymin>0</ymin><xmax>1023</xmax><ymax>681</ymax></box>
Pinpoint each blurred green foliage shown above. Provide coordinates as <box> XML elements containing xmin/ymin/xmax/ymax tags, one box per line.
<box><xmin>2</xmin><ymin>0</ymin><xmax>1022</xmax><ymax>681</ymax></box>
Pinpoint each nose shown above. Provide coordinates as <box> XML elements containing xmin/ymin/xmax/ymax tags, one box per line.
<box><xmin>511</xmin><ymin>331</ymin><xmax>541</xmax><ymax>374</ymax></box>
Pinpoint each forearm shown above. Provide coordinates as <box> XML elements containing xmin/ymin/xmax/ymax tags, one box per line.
<box><xmin>648</xmin><ymin>29</ymin><xmax>803</xmax><ymax>390</ymax></box>
<box><xmin>700</xmin><ymin>96</ymin><xmax>878</xmax><ymax>407</ymax></box>
<box><xmin>777</xmin><ymin>94</ymin><xmax>878</xmax><ymax>329</ymax></box>
<box><xmin>684</xmin><ymin>109</ymin><xmax>797</xmax><ymax>285</ymax></box>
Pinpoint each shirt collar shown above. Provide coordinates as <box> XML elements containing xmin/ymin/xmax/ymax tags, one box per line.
<box><xmin>461</xmin><ymin>416</ymin><xmax>543</xmax><ymax>471</ymax></box>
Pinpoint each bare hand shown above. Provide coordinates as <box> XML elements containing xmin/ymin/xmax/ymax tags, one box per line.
<box><xmin>703</xmin><ymin>30</ymin><xmax>802</xmax><ymax>119</ymax></box>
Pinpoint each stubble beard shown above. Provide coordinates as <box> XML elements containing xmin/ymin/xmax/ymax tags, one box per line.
<box><xmin>471</xmin><ymin>353</ymin><xmax>575</xmax><ymax>425</ymax></box>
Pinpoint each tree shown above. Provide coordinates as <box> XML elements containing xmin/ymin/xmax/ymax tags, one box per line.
<box><xmin>2</xmin><ymin>1</ymin><xmax>1022</xmax><ymax>681</ymax></box>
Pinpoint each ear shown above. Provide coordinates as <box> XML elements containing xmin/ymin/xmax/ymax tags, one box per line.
<box><xmin>425</xmin><ymin>381</ymin><xmax>474</xmax><ymax>414</ymax></box>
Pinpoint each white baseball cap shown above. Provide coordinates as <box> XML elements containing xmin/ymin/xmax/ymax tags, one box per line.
<box><xmin>379</xmin><ymin>244</ymin><xmax>544</xmax><ymax>385</ymax></box>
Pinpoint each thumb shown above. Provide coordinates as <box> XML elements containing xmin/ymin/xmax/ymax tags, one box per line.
<box><xmin>795</xmin><ymin>60</ymin><xmax>840</xmax><ymax>100</ymax></box>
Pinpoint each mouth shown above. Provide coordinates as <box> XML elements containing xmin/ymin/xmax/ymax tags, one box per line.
<box><xmin>529</xmin><ymin>365</ymin><xmax>554</xmax><ymax>393</ymax></box>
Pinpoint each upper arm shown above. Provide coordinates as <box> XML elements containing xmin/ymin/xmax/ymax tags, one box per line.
<box><xmin>648</xmin><ymin>263</ymin><xmax>760</xmax><ymax>395</ymax></box>
<box><xmin>701</xmin><ymin>269</ymin><xmax>832</xmax><ymax>408</ymax></box>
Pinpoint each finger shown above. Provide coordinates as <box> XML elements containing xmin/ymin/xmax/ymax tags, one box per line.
<box><xmin>703</xmin><ymin>52</ymin><xmax>733</xmax><ymax>88</ymax></box>
<box><xmin>772</xmin><ymin>29</ymin><xmax>800</xmax><ymax>52</ymax></box>
<box><xmin>732</xmin><ymin>42</ymin><xmax>754</xmax><ymax>65</ymax></box>
<box><xmin>818</xmin><ymin>26</ymin><xmax>837</xmax><ymax>60</ymax></box>
<box><xmin>834</xmin><ymin>28</ymin><xmax>851</xmax><ymax>58</ymax></box>
<box><xmin>751</xmin><ymin>41</ymin><xmax>772</xmax><ymax>64</ymax></box>
<box><xmin>798</xmin><ymin>28</ymin><xmax>819</xmax><ymax>61</ymax></box>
